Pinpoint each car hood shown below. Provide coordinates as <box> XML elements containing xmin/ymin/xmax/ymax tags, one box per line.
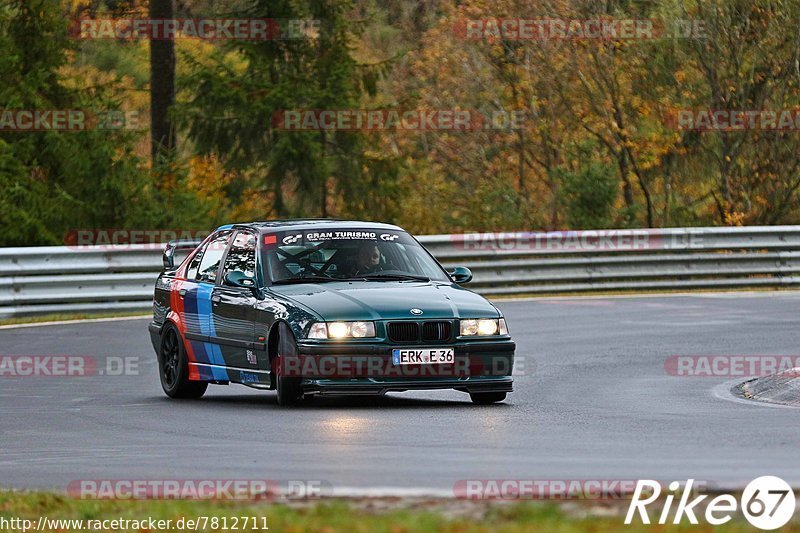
<box><xmin>268</xmin><ymin>281</ymin><xmax>499</xmax><ymax>321</ymax></box>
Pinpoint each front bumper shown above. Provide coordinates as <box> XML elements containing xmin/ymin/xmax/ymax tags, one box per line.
<box><xmin>293</xmin><ymin>339</ymin><xmax>515</xmax><ymax>396</ymax></box>
<box><xmin>296</xmin><ymin>339</ymin><xmax>515</xmax><ymax>356</ymax></box>
<box><xmin>303</xmin><ymin>376</ymin><xmax>513</xmax><ymax>396</ymax></box>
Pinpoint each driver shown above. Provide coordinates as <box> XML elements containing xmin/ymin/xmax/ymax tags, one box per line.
<box><xmin>352</xmin><ymin>241</ymin><xmax>381</xmax><ymax>275</ymax></box>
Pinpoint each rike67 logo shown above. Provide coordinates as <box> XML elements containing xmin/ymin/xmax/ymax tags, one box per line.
<box><xmin>626</xmin><ymin>477</ymin><xmax>795</xmax><ymax>530</ymax></box>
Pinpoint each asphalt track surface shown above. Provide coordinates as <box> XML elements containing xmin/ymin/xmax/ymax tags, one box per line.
<box><xmin>1</xmin><ymin>291</ymin><xmax>799</xmax><ymax>495</ymax></box>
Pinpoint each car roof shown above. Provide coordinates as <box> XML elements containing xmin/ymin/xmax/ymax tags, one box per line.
<box><xmin>216</xmin><ymin>219</ymin><xmax>405</xmax><ymax>234</ymax></box>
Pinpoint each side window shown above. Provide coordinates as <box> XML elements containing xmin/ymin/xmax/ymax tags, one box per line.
<box><xmin>196</xmin><ymin>232</ymin><xmax>231</xmax><ymax>283</ymax></box>
<box><xmin>186</xmin><ymin>246</ymin><xmax>205</xmax><ymax>280</ymax></box>
<box><xmin>221</xmin><ymin>231</ymin><xmax>257</xmax><ymax>284</ymax></box>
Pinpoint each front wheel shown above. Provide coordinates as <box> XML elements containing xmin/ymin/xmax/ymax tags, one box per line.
<box><xmin>158</xmin><ymin>324</ymin><xmax>207</xmax><ymax>399</ymax></box>
<box><xmin>469</xmin><ymin>391</ymin><xmax>506</xmax><ymax>405</ymax></box>
<box><xmin>273</xmin><ymin>323</ymin><xmax>304</xmax><ymax>406</ymax></box>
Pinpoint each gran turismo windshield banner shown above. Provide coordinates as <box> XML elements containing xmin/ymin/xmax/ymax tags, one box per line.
<box><xmin>264</xmin><ymin>228</ymin><xmax>414</xmax><ymax>246</ymax></box>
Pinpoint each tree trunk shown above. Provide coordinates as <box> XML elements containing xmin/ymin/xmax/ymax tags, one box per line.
<box><xmin>320</xmin><ymin>130</ymin><xmax>328</xmax><ymax>217</ymax></box>
<box><xmin>616</xmin><ymin>155</ymin><xmax>635</xmax><ymax>225</ymax></box>
<box><xmin>149</xmin><ymin>0</ymin><xmax>176</xmax><ymax>163</ymax></box>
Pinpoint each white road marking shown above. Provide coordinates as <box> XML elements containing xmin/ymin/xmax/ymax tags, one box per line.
<box><xmin>0</xmin><ymin>315</ymin><xmax>150</xmax><ymax>330</ymax></box>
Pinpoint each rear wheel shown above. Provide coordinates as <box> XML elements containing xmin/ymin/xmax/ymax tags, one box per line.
<box><xmin>158</xmin><ymin>324</ymin><xmax>207</xmax><ymax>399</ymax></box>
<box><xmin>273</xmin><ymin>323</ymin><xmax>304</xmax><ymax>406</ymax></box>
<box><xmin>469</xmin><ymin>391</ymin><xmax>506</xmax><ymax>405</ymax></box>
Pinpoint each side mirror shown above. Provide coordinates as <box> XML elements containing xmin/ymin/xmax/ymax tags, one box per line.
<box><xmin>225</xmin><ymin>271</ymin><xmax>256</xmax><ymax>289</ymax></box>
<box><xmin>163</xmin><ymin>238</ymin><xmax>204</xmax><ymax>271</ymax></box>
<box><xmin>449</xmin><ymin>266</ymin><xmax>473</xmax><ymax>284</ymax></box>
<box><xmin>162</xmin><ymin>242</ymin><xmax>176</xmax><ymax>270</ymax></box>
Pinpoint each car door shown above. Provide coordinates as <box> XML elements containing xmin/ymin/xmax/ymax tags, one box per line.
<box><xmin>184</xmin><ymin>230</ymin><xmax>232</xmax><ymax>379</ymax></box>
<box><xmin>212</xmin><ymin>230</ymin><xmax>259</xmax><ymax>369</ymax></box>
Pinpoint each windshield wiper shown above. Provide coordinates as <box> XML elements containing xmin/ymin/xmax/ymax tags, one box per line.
<box><xmin>361</xmin><ymin>273</ymin><xmax>430</xmax><ymax>282</ymax></box>
<box><xmin>271</xmin><ymin>275</ymin><xmax>340</xmax><ymax>285</ymax></box>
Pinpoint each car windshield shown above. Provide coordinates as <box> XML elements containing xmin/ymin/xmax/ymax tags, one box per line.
<box><xmin>261</xmin><ymin>228</ymin><xmax>450</xmax><ymax>284</ymax></box>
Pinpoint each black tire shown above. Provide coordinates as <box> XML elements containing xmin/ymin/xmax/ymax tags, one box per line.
<box><xmin>469</xmin><ymin>391</ymin><xmax>507</xmax><ymax>405</ymax></box>
<box><xmin>273</xmin><ymin>323</ymin><xmax>304</xmax><ymax>406</ymax></box>
<box><xmin>158</xmin><ymin>324</ymin><xmax>208</xmax><ymax>399</ymax></box>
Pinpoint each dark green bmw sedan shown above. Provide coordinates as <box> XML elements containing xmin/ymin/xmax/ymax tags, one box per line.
<box><xmin>149</xmin><ymin>219</ymin><xmax>514</xmax><ymax>406</ymax></box>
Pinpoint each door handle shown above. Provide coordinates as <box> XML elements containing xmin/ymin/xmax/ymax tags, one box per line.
<box><xmin>178</xmin><ymin>289</ymin><xmax>187</xmax><ymax>297</ymax></box>
<box><xmin>211</xmin><ymin>295</ymin><xmax>222</xmax><ymax>304</ymax></box>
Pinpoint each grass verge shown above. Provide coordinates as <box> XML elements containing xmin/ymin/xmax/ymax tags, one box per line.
<box><xmin>0</xmin><ymin>312</ymin><xmax>148</xmax><ymax>327</ymax></box>
<box><xmin>0</xmin><ymin>491</ymin><xmax>795</xmax><ymax>532</ymax></box>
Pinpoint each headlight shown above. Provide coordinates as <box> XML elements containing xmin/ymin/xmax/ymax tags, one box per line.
<box><xmin>328</xmin><ymin>322</ymin><xmax>349</xmax><ymax>338</ymax></box>
<box><xmin>460</xmin><ymin>318</ymin><xmax>507</xmax><ymax>336</ymax></box>
<box><xmin>349</xmin><ymin>321</ymin><xmax>372</xmax><ymax>338</ymax></box>
<box><xmin>307</xmin><ymin>321</ymin><xmax>376</xmax><ymax>339</ymax></box>
<box><xmin>308</xmin><ymin>322</ymin><xmax>328</xmax><ymax>339</ymax></box>
<box><xmin>477</xmin><ymin>318</ymin><xmax>498</xmax><ymax>335</ymax></box>
<box><xmin>460</xmin><ymin>319</ymin><xmax>479</xmax><ymax>336</ymax></box>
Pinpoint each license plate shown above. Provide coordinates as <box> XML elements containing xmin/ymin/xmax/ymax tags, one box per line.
<box><xmin>392</xmin><ymin>347</ymin><xmax>455</xmax><ymax>365</ymax></box>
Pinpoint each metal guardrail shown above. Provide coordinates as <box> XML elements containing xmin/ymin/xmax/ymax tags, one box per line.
<box><xmin>1</xmin><ymin>226</ymin><xmax>799</xmax><ymax>317</ymax></box>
